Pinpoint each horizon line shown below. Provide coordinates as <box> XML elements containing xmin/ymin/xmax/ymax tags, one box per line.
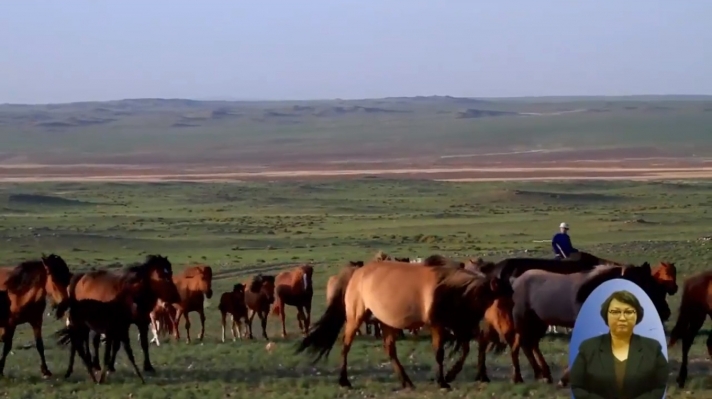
<box><xmin>3</xmin><ymin>93</ymin><xmax>712</xmax><ymax>107</ymax></box>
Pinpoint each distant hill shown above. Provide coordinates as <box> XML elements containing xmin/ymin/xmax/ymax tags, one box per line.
<box><xmin>1</xmin><ymin>95</ymin><xmax>712</xmax><ymax>165</ymax></box>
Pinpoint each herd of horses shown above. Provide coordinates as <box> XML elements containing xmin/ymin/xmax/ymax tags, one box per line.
<box><xmin>0</xmin><ymin>250</ymin><xmax>711</xmax><ymax>391</ymax></box>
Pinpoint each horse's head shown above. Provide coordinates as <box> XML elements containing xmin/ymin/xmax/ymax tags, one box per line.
<box><xmin>232</xmin><ymin>283</ymin><xmax>245</xmax><ymax>295</ymax></box>
<box><xmin>488</xmin><ymin>274</ymin><xmax>514</xmax><ymax>298</ymax></box>
<box><xmin>143</xmin><ymin>254</ymin><xmax>181</xmax><ymax>304</ymax></box>
<box><xmin>184</xmin><ymin>265</ymin><xmax>213</xmax><ymax>299</ymax></box>
<box><xmin>41</xmin><ymin>253</ymin><xmax>72</xmax><ymax>306</ymax></box>
<box><xmin>623</xmin><ymin>262</ymin><xmax>671</xmax><ymax>322</ymax></box>
<box><xmin>249</xmin><ymin>274</ymin><xmax>276</xmax><ymax>304</ymax></box>
<box><xmin>652</xmin><ymin>262</ymin><xmax>678</xmax><ymax>296</ymax></box>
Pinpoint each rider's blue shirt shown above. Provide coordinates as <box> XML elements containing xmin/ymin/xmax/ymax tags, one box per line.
<box><xmin>552</xmin><ymin>233</ymin><xmax>576</xmax><ymax>257</ymax></box>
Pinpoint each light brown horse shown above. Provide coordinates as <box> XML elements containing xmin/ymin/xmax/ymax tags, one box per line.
<box><xmin>71</xmin><ymin>254</ymin><xmax>181</xmax><ymax>373</ymax></box>
<box><xmin>652</xmin><ymin>261</ymin><xmax>677</xmax><ymax>295</ymax></box>
<box><xmin>272</xmin><ymin>265</ymin><xmax>313</xmax><ymax>338</ymax></box>
<box><xmin>297</xmin><ymin>258</ymin><xmax>513</xmax><ymax>390</ymax></box>
<box><xmin>218</xmin><ymin>283</ymin><xmax>248</xmax><ymax>342</ymax></box>
<box><xmin>243</xmin><ymin>274</ymin><xmax>276</xmax><ymax>340</ymax></box>
<box><xmin>668</xmin><ymin>269</ymin><xmax>711</xmax><ymax>388</ymax></box>
<box><xmin>0</xmin><ymin>254</ymin><xmax>72</xmax><ymax>378</ymax></box>
<box><xmin>170</xmin><ymin>265</ymin><xmax>213</xmax><ymax>343</ymax></box>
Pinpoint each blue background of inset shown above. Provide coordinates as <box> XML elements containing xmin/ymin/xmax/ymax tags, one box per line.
<box><xmin>568</xmin><ymin>278</ymin><xmax>668</xmax><ymax>399</ymax></box>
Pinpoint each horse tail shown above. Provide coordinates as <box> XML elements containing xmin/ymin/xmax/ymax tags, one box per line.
<box><xmin>54</xmin><ymin>326</ymin><xmax>73</xmax><ymax>346</ymax></box>
<box><xmin>55</xmin><ymin>272</ymin><xmax>83</xmax><ymax>320</ymax></box>
<box><xmin>668</xmin><ymin>286</ymin><xmax>694</xmax><ymax>347</ymax></box>
<box><xmin>295</xmin><ymin>271</ymin><xmax>347</xmax><ymax>363</ymax></box>
<box><xmin>271</xmin><ymin>297</ymin><xmax>282</xmax><ymax>316</ymax></box>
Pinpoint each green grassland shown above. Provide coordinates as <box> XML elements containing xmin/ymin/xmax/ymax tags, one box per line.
<box><xmin>2</xmin><ymin>179</ymin><xmax>712</xmax><ymax>398</ymax></box>
<box><xmin>2</xmin><ymin>96</ymin><xmax>712</xmax><ymax>163</ymax></box>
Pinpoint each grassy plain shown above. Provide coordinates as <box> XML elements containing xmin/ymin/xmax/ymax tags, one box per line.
<box><xmin>1</xmin><ymin>179</ymin><xmax>712</xmax><ymax>398</ymax></box>
<box><xmin>2</xmin><ymin>96</ymin><xmax>712</xmax><ymax>166</ymax></box>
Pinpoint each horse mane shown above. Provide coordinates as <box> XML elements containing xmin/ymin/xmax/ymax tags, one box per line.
<box><xmin>248</xmin><ymin>274</ymin><xmax>274</xmax><ymax>293</ymax></box>
<box><xmin>574</xmin><ymin>264</ymin><xmax>627</xmax><ymax>303</ymax></box>
<box><xmin>347</xmin><ymin>260</ymin><xmax>364</xmax><ymax>267</ymax></box>
<box><xmin>423</xmin><ymin>255</ymin><xmax>449</xmax><ymax>267</ymax></box>
<box><xmin>232</xmin><ymin>283</ymin><xmax>244</xmax><ymax>292</ymax></box>
<box><xmin>5</xmin><ymin>260</ymin><xmax>47</xmax><ymax>292</ymax></box>
<box><xmin>433</xmin><ymin>266</ymin><xmax>487</xmax><ymax>292</ymax></box>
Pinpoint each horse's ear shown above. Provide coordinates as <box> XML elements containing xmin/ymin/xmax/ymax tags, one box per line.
<box><xmin>641</xmin><ymin>262</ymin><xmax>651</xmax><ymax>271</ymax></box>
<box><xmin>489</xmin><ymin>278</ymin><xmax>500</xmax><ymax>293</ymax></box>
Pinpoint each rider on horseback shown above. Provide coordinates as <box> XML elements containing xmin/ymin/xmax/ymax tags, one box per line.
<box><xmin>552</xmin><ymin>222</ymin><xmax>578</xmax><ymax>259</ymax></box>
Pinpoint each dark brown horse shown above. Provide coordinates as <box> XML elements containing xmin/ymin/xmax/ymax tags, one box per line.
<box><xmin>55</xmin><ymin>292</ymin><xmax>145</xmax><ymax>384</ymax></box>
<box><xmin>69</xmin><ymin>254</ymin><xmax>181</xmax><ymax>373</ymax></box>
<box><xmin>0</xmin><ymin>254</ymin><xmax>72</xmax><ymax>377</ymax></box>
<box><xmin>272</xmin><ymin>265</ymin><xmax>314</xmax><ymax>338</ymax></box>
<box><xmin>243</xmin><ymin>274</ymin><xmax>276</xmax><ymax>340</ymax></box>
<box><xmin>667</xmin><ymin>270</ymin><xmax>712</xmax><ymax>388</ymax></box>
<box><xmin>511</xmin><ymin>263</ymin><xmax>670</xmax><ymax>385</ymax></box>
<box><xmin>297</xmin><ymin>258</ymin><xmax>513</xmax><ymax>390</ymax></box>
<box><xmin>218</xmin><ymin>283</ymin><xmax>248</xmax><ymax>342</ymax></box>
<box><xmin>171</xmin><ymin>265</ymin><xmax>213</xmax><ymax>343</ymax></box>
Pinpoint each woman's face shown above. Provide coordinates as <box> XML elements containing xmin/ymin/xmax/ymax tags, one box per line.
<box><xmin>607</xmin><ymin>298</ymin><xmax>637</xmax><ymax>335</ymax></box>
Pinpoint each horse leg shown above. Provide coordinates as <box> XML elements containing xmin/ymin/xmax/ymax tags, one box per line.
<box><xmin>98</xmin><ymin>336</ymin><xmax>114</xmax><ymax>384</ymax></box>
<box><xmin>303</xmin><ymin>301</ymin><xmax>312</xmax><ymax>336</ymax></box>
<box><xmin>64</xmin><ymin>337</ymin><xmax>77</xmax><ymax>379</ymax></box>
<box><xmin>259</xmin><ymin>310</ymin><xmax>269</xmax><ymax>340</ymax></box>
<box><xmin>198</xmin><ymin>309</ymin><xmax>206</xmax><ymax>341</ymax></box>
<box><xmin>29</xmin><ymin>319</ymin><xmax>52</xmax><ymax>378</ymax></box>
<box><xmin>278</xmin><ymin>300</ymin><xmax>287</xmax><ymax>338</ymax></box>
<box><xmin>295</xmin><ymin>305</ymin><xmax>306</xmax><ymax>336</ymax></box>
<box><xmin>337</xmin><ymin>316</ymin><xmax>362</xmax><ymax>388</ymax></box>
<box><xmin>676</xmin><ymin>311</ymin><xmax>705</xmax><ymax>388</ymax></box>
<box><xmin>183</xmin><ymin>311</ymin><xmax>192</xmax><ymax>344</ymax></box>
<box><xmin>120</xmin><ymin>331</ymin><xmax>146</xmax><ymax>384</ymax></box>
<box><xmin>150</xmin><ymin>313</ymin><xmax>160</xmax><ymax>346</ymax></box>
<box><xmin>246</xmin><ymin>309</ymin><xmax>256</xmax><ymax>339</ymax></box>
<box><xmin>91</xmin><ymin>332</ymin><xmax>102</xmax><ymax>372</ymax></box>
<box><xmin>531</xmin><ymin>339</ymin><xmax>553</xmax><ymax>383</ymax></box>
<box><xmin>74</xmin><ymin>333</ymin><xmax>98</xmax><ymax>384</ymax></box>
<box><xmin>509</xmin><ymin>332</ymin><xmax>524</xmax><ymax>383</ymax></box>
<box><xmin>173</xmin><ymin>309</ymin><xmax>183</xmax><ymax>341</ymax></box>
<box><xmin>220</xmin><ymin>311</ymin><xmax>228</xmax><ymax>343</ymax></box>
<box><xmin>474</xmin><ymin>332</ymin><xmax>491</xmax><ymax>382</ymax></box>
<box><xmin>0</xmin><ymin>326</ymin><xmax>16</xmax><ymax>376</ymax></box>
<box><xmin>380</xmin><ymin>325</ymin><xmax>415</xmax><ymax>389</ymax></box>
<box><xmin>136</xmin><ymin>320</ymin><xmax>156</xmax><ymax>373</ymax></box>
<box><xmin>444</xmin><ymin>335</ymin><xmax>471</xmax><ymax>384</ymax></box>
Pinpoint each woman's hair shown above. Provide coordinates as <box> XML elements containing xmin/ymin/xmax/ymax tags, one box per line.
<box><xmin>599</xmin><ymin>290</ymin><xmax>644</xmax><ymax>325</ymax></box>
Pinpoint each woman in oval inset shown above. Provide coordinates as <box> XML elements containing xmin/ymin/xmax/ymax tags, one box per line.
<box><xmin>570</xmin><ymin>290</ymin><xmax>669</xmax><ymax>399</ymax></box>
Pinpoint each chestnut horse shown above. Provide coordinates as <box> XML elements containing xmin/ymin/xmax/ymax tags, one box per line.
<box><xmin>218</xmin><ymin>283</ymin><xmax>248</xmax><ymax>342</ymax></box>
<box><xmin>243</xmin><ymin>274</ymin><xmax>276</xmax><ymax>340</ymax></box>
<box><xmin>297</xmin><ymin>258</ymin><xmax>513</xmax><ymax>390</ymax></box>
<box><xmin>272</xmin><ymin>265</ymin><xmax>314</xmax><ymax>338</ymax></box>
<box><xmin>668</xmin><ymin>269</ymin><xmax>711</xmax><ymax>388</ymax></box>
<box><xmin>0</xmin><ymin>254</ymin><xmax>72</xmax><ymax>378</ymax></box>
<box><xmin>170</xmin><ymin>265</ymin><xmax>213</xmax><ymax>343</ymax></box>
<box><xmin>69</xmin><ymin>254</ymin><xmax>181</xmax><ymax>373</ymax></box>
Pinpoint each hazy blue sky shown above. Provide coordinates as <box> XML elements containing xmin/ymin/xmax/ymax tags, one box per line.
<box><xmin>2</xmin><ymin>1</ymin><xmax>711</xmax><ymax>104</ymax></box>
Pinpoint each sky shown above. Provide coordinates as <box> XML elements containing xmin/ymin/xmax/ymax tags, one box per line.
<box><xmin>2</xmin><ymin>1</ymin><xmax>711</xmax><ymax>104</ymax></box>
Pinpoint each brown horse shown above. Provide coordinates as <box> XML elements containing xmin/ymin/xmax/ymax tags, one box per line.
<box><xmin>668</xmin><ymin>270</ymin><xmax>712</xmax><ymax>388</ymax></box>
<box><xmin>297</xmin><ymin>258</ymin><xmax>513</xmax><ymax>390</ymax></box>
<box><xmin>55</xmin><ymin>292</ymin><xmax>145</xmax><ymax>384</ymax></box>
<box><xmin>272</xmin><ymin>265</ymin><xmax>314</xmax><ymax>338</ymax></box>
<box><xmin>511</xmin><ymin>263</ymin><xmax>670</xmax><ymax>385</ymax></box>
<box><xmin>218</xmin><ymin>283</ymin><xmax>248</xmax><ymax>342</ymax></box>
<box><xmin>0</xmin><ymin>290</ymin><xmax>10</xmax><ymax>326</ymax></box>
<box><xmin>0</xmin><ymin>254</ymin><xmax>72</xmax><ymax>377</ymax></box>
<box><xmin>170</xmin><ymin>265</ymin><xmax>213</xmax><ymax>343</ymax></box>
<box><xmin>243</xmin><ymin>274</ymin><xmax>276</xmax><ymax>340</ymax></box>
<box><xmin>652</xmin><ymin>261</ymin><xmax>678</xmax><ymax>295</ymax></box>
<box><xmin>69</xmin><ymin>254</ymin><xmax>181</xmax><ymax>373</ymax></box>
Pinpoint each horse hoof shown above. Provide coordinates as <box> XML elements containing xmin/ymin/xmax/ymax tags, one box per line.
<box><xmin>338</xmin><ymin>379</ymin><xmax>352</xmax><ymax>389</ymax></box>
<box><xmin>143</xmin><ymin>365</ymin><xmax>156</xmax><ymax>373</ymax></box>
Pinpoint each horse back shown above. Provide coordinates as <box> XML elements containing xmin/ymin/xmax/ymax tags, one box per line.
<box><xmin>72</xmin><ymin>271</ymin><xmax>126</xmax><ymax>302</ymax></box>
